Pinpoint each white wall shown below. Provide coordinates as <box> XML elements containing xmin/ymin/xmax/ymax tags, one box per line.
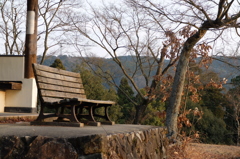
<box><xmin>0</xmin><ymin>90</ymin><xmax>5</xmax><ymax>112</ymax></box>
<box><xmin>0</xmin><ymin>56</ymin><xmax>24</xmax><ymax>81</ymax></box>
<box><xmin>5</xmin><ymin>78</ymin><xmax>37</xmax><ymax>108</ymax></box>
<box><xmin>0</xmin><ymin>56</ymin><xmax>37</xmax><ymax>112</ymax></box>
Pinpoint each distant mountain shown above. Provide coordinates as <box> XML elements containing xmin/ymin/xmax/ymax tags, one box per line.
<box><xmin>38</xmin><ymin>55</ymin><xmax>240</xmax><ymax>89</ymax></box>
<box><xmin>208</xmin><ymin>56</ymin><xmax>240</xmax><ymax>80</ymax></box>
<box><xmin>37</xmin><ymin>55</ymin><xmax>82</xmax><ymax>71</ymax></box>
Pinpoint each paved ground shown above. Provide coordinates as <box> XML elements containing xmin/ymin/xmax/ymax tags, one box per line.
<box><xmin>0</xmin><ymin>123</ymin><xmax>157</xmax><ymax>138</ymax></box>
<box><xmin>0</xmin><ymin>113</ymin><xmax>38</xmax><ymax>117</ymax></box>
<box><xmin>0</xmin><ymin>113</ymin><xmax>159</xmax><ymax>138</ymax></box>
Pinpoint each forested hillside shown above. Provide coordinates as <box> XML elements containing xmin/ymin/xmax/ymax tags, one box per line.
<box><xmin>38</xmin><ymin>55</ymin><xmax>240</xmax><ymax>89</ymax></box>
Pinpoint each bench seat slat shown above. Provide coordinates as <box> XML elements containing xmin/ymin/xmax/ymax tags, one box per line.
<box><xmin>42</xmin><ymin>97</ymin><xmax>80</xmax><ymax>104</ymax></box>
<box><xmin>42</xmin><ymin>97</ymin><xmax>115</xmax><ymax>106</ymax></box>
<box><xmin>41</xmin><ymin>90</ymin><xmax>86</xmax><ymax>99</ymax></box>
<box><xmin>38</xmin><ymin>83</ymin><xmax>85</xmax><ymax>94</ymax></box>
<box><xmin>42</xmin><ymin>97</ymin><xmax>115</xmax><ymax>105</ymax></box>
<box><xmin>34</xmin><ymin>63</ymin><xmax>80</xmax><ymax>78</ymax></box>
<box><xmin>37</xmin><ymin>76</ymin><xmax>84</xmax><ymax>89</ymax></box>
<box><xmin>77</xmin><ymin>98</ymin><xmax>115</xmax><ymax>105</ymax></box>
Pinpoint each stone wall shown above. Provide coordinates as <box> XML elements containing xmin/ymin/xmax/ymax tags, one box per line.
<box><xmin>0</xmin><ymin>127</ymin><xmax>168</xmax><ymax>159</ymax></box>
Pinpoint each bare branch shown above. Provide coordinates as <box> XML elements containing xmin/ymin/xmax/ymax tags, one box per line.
<box><xmin>183</xmin><ymin>0</ymin><xmax>212</xmax><ymax>21</ymax></box>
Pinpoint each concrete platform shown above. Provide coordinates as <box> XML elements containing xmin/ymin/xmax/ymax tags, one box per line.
<box><xmin>0</xmin><ymin>113</ymin><xmax>159</xmax><ymax>138</ymax></box>
<box><xmin>0</xmin><ymin>113</ymin><xmax>168</xmax><ymax>158</ymax></box>
<box><xmin>0</xmin><ymin>112</ymin><xmax>38</xmax><ymax>117</ymax></box>
<box><xmin>0</xmin><ymin>123</ymin><xmax>158</xmax><ymax>138</ymax></box>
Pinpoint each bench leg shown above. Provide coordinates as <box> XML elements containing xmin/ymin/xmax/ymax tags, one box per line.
<box><xmin>76</xmin><ymin>106</ymin><xmax>96</xmax><ymax>122</ymax></box>
<box><xmin>68</xmin><ymin>105</ymin><xmax>79</xmax><ymax>122</ymax></box>
<box><xmin>76</xmin><ymin>106</ymin><xmax>101</xmax><ymax>126</ymax></box>
<box><xmin>86</xmin><ymin>106</ymin><xmax>96</xmax><ymax>122</ymax></box>
<box><xmin>54</xmin><ymin>106</ymin><xmax>67</xmax><ymax>122</ymax></box>
<box><xmin>92</xmin><ymin>106</ymin><xmax>115</xmax><ymax>125</ymax></box>
<box><xmin>92</xmin><ymin>105</ymin><xmax>111</xmax><ymax>121</ymax></box>
<box><xmin>104</xmin><ymin>106</ymin><xmax>111</xmax><ymax>121</ymax></box>
<box><xmin>55</xmin><ymin>105</ymin><xmax>80</xmax><ymax>123</ymax></box>
<box><xmin>35</xmin><ymin>105</ymin><xmax>46</xmax><ymax>121</ymax></box>
<box><xmin>34</xmin><ymin>104</ymin><xmax>61</xmax><ymax>122</ymax></box>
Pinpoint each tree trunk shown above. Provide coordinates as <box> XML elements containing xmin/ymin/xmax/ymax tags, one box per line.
<box><xmin>133</xmin><ymin>100</ymin><xmax>149</xmax><ymax>124</ymax></box>
<box><xmin>166</xmin><ymin>28</ymin><xmax>207</xmax><ymax>139</ymax></box>
<box><xmin>237</xmin><ymin>117</ymin><xmax>240</xmax><ymax>146</ymax></box>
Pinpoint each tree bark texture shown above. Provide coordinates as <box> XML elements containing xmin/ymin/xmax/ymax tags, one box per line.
<box><xmin>237</xmin><ymin>118</ymin><xmax>240</xmax><ymax>146</ymax></box>
<box><xmin>166</xmin><ymin>28</ymin><xmax>207</xmax><ymax>139</ymax></box>
<box><xmin>133</xmin><ymin>100</ymin><xmax>149</xmax><ymax>124</ymax></box>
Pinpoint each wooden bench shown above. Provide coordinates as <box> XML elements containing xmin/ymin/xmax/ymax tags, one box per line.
<box><xmin>31</xmin><ymin>63</ymin><xmax>115</xmax><ymax>127</ymax></box>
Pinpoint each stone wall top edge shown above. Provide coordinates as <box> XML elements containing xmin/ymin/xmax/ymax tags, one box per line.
<box><xmin>0</xmin><ymin>55</ymin><xmax>24</xmax><ymax>57</ymax></box>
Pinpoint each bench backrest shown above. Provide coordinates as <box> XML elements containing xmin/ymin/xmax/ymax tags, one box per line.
<box><xmin>33</xmin><ymin>63</ymin><xmax>86</xmax><ymax>104</ymax></box>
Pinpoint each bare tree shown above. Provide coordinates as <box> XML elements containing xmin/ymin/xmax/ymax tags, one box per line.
<box><xmin>38</xmin><ymin>0</ymin><xmax>82</xmax><ymax>63</ymax></box>
<box><xmin>130</xmin><ymin>0</ymin><xmax>240</xmax><ymax>139</ymax></box>
<box><xmin>0</xmin><ymin>0</ymin><xmax>81</xmax><ymax>62</ymax></box>
<box><xmin>0</xmin><ymin>0</ymin><xmax>25</xmax><ymax>55</ymax></box>
<box><xmin>69</xmin><ymin>1</ymin><xmax>210</xmax><ymax>124</ymax></box>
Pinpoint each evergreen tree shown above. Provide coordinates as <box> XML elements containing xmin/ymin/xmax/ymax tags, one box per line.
<box><xmin>74</xmin><ymin>64</ymin><xmax>106</xmax><ymax>100</ymax></box>
<box><xmin>231</xmin><ymin>75</ymin><xmax>240</xmax><ymax>87</ymax></box>
<box><xmin>196</xmin><ymin>107</ymin><xmax>229</xmax><ymax>144</ymax></box>
<box><xmin>197</xmin><ymin>71</ymin><xmax>233</xmax><ymax>144</ymax></box>
<box><xmin>117</xmin><ymin>78</ymin><xmax>135</xmax><ymax>105</ymax></box>
<box><xmin>200</xmin><ymin>87</ymin><xmax>227</xmax><ymax>119</ymax></box>
<box><xmin>141</xmin><ymin>101</ymin><xmax>165</xmax><ymax>126</ymax></box>
<box><xmin>182</xmin><ymin>100</ymin><xmax>232</xmax><ymax>144</ymax></box>
<box><xmin>191</xmin><ymin>68</ymin><xmax>226</xmax><ymax>119</ymax></box>
<box><xmin>183</xmin><ymin>66</ymin><xmax>234</xmax><ymax>144</ymax></box>
<box><xmin>72</xmin><ymin>64</ymin><xmax>122</xmax><ymax>122</ymax></box>
<box><xmin>106</xmin><ymin>88</ymin><xmax>123</xmax><ymax>122</ymax></box>
<box><xmin>117</xmin><ymin>77</ymin><xmax>136</xmax><ymax>124</ymax></box>
<box><xmin>226</xmin><ymin>75</ymin><xmax>240</xmax><ymax>145</ymax></box>
<box><xmin>50</xmin><ymin>58</ymin><xmax>66</xmax><ymax>70</ymax></box>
